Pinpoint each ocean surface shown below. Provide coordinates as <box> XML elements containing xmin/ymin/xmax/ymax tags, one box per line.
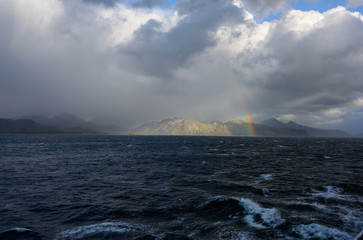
<box><xmin>0</xmin><ymin>135</ymin><xmax>362</xmax><ymax>240</ymax></box>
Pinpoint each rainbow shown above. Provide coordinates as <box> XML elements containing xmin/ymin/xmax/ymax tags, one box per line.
<box><xmin>242</xmin><ymin>107</ymin><xmax>256</xmax><ymax>136</ymax></box>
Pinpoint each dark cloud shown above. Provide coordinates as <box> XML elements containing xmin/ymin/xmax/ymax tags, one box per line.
<box><xmin>242</xmin><ymin>0</ymin><xmax>293</xmax><ymax>19</ymax></box>
<box><xmin>81</xmin><ymin>0</ymin><xmax>122</xmax><ymax>7</ymax></box>
<box><xmin>81</xmin><ymin>0</ymin><xmax>166</xmax><ymax>8</ymax></box>
<box><xmin>130</xmin><ymin>0</ymin><xmax>166</xmax><ymax>8</ymax></box>
<box><xmin>119</xmin><ymin>0</ymin><xmax>245</xmax><ymax>78</ymax></box>
<box><xmin>175</xmin><ymin>0</ymin><xmax>230</xmax><ymax>15</ymax></box>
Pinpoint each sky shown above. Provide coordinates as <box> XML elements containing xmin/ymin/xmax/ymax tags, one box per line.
<box><xmin>0</xmin><ymin>0</ymin><xmax>363</xmax><ymax>134</ymax></box>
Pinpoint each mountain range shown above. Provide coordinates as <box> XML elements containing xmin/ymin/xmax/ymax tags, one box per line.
<box><xmin>0</xmin><ymin>114</ymin><xmax>353</xmax><ymax>137</ymax></box>
<box><xmin>132</xmin><ymin>118</ymin><xmax>351</xmax><ymax>137</ymax></box>
<box><xmin>0</xmin><ymin>113</ymin><xmax>122</xmax><ymax>134</ymax></box>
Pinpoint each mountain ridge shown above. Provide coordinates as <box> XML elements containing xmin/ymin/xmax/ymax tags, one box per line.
<box><xmin>261</xmin><ymin>118</ymin><xmax>349</xmax><ymax>137</ymax></box>
<box><xmin>0</xmin><ymin>115</ymin><xmax>353</xmax><ymax>137</ymax></box>
<box><xmin>133</xmin><ymin>117</ymin><xmax>351</xmax><ymax>137</ymax></box>
<box><xmin>0</xmin><ymin>113</ymin><xmax>119</xmax><ymax>134</ymax></box>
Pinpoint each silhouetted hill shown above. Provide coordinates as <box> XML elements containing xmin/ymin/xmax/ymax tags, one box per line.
<box><xmin>23</xmin><ymin>113</ymin><xmax>97</xmax><ymax>130</ymax></box>
<box><xmin>0</xmin><ymin>119</ymin><xmax>58</xmax><ymax>133</ymax></box>
<box><xmin>21</xmin><ymin>113</ymin><xmax>123</xmax><ymax>134</ymax></box>
<box><xmin>1</xmin><ymin>114</ymin><xmax>102</xmax><ymax>134</ymax></box>
<box><xmin>261</xmin><ymin>118</ymin><xmax>350</xmax><ymax>137</ymax></box>
<box><xmin>261</xmin><ymin>118</ymin><xmax>287</xmax><ymax>128</ymax></box>
<box><xmin>224</xmin><ymin>119</ymin><xmax>308</xmax><ymax>137</ymax></box>
<box><xmin>254</xmin><ymin>123</ymin><xmax>309</xmax><ymax>137</ymax></box>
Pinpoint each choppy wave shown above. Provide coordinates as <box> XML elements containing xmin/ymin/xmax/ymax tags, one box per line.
<box><xmin>0</xmin><ymin>227</ymin><xmax>41</xmax><ymax>240</ymax></box>
<box><xmin>199</xmin><ymin>196</ymin><xmax>359</xmax><ymax>239</ymax></box>
<box><xmin>56</xmin><ymin>222</ymin><xmax>140</xmax><ymax>240</ymax></box>
<box><xmin>55</xmin><ymin>222</ymin><xmax>180</xmax><ymax>240</ymax></box>
<box><xmin>289</xmin><ymin>223</ymin><xmax>354</xmax><ymax>240</ymax></box>
<box><xmin>238</xmin><ymin>198</ymin><xmax>284</xmax><ymax>229</ymax></box>
<box><xmin>311</xmin><ymin>186</ymin><xmax>348</xmax><ymax>204</ymax></box>
<box><xmin>200</xmin><ymin>196</ymin><xmax>285</xmax><ymax>229</ymax></box>
<box><xmin>259</xmin><ymin>174</ymin><xmax>274</xmax><ymax>180</ymax></box>
<box><xmin>230</xmin><ymin>231</ymin><xmax>254</xmax><ymax>240</ymax></box>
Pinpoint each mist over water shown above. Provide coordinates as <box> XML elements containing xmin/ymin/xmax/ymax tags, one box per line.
<box><xmin>0</xmin><ymin>135</ymin><xmax>362</xmax><ymax>239</ymax></box>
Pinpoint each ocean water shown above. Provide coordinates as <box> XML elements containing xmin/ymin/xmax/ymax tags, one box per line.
<box><xmin>0</xmin><ymin>135</ymin><xmax>362</xmax><ymax>240</ymax></box>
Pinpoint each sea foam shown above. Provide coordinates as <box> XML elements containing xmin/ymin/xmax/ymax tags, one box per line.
<box><xmin>312</xmin><ymin>186</ymin><xmax>346</xmax><ymax>201</ymax></box>
<box><xmin>260</xmin><ymin>174</ymin><xmax>274</xmax><ymax>180</ymax></box>
<box><xmin>201</xmin><ymin>196</ymin><xmax>285</xmax><ymax>229</ymax></box>
<box><xmin>56</xmin><ymin>222</ymin><xmax>161</xmax><ymax>240</ymax></box>
<box><xmin>239</xmin><ymin>197</ymin><xmax>284</xmax><ymax>229</ymax></box>
<box><xmin>291</xmin><ymin>223</ymin><xmax>353</xmax><ymax>240</ymax></box>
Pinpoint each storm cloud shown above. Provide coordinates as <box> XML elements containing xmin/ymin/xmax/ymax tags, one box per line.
<box><xmin>0</xmin><ymin>0</ymin><xmax>362</xmax><ymax>133</ymax></box>
<box><xmin>130</xmin><ymin>0</ymin><xmax>166</xmax><ymax>8</ymax></box>
<box><xmin>81</xmin><ymin>0</ymin><xmax>122</xmax><ymax>7</ymax></box>
<box><xmin>242</xmin><ymin>0</ymin><xmax>293</xmax><ymax>19</ymax></box>
<box><xmin>119</xmin><ymin>0</ymin><xmax>246</xmax><ymax>78</ymax></box>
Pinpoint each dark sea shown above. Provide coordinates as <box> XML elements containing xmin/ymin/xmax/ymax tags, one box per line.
<box><xmin>0</xmin><ymin>135</ymin><xmax>362</xmax><ymax>240</ymax></box>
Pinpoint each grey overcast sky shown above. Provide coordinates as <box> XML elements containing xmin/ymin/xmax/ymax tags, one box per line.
<box><xmin>0</xmin><ymin>0</ymin><xmax>363</xmax><ymax>133</ymax></box>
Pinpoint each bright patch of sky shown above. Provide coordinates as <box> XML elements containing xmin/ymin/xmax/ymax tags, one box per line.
<box><xmin>258</xmin><ymin>11</ymin><xmax>283</xmax><ymax>22</ymax></box>
<box><xmin>254</xmin><ymin>0</ymin><xmax>362</xmax><ymax>21</ymax></box>
<box><xmin>292</xmin><ymin>0</ymin><xmax>346</xmax><ymax>13</ymax></box>
<box><xmin>293</xmin><ymin>0</ymin><xmax>363</xmax><ymax>13</ymax></box>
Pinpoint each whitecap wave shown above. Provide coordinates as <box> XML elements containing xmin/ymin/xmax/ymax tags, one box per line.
<box><xmin>55</xmin><ymin>222</ymin><xmax>162</xmax><ymax>240</ymax></box>
<box><xmin>289</xmin><ymin>196</ymin><xmax>363</xmax><ymax>235</ymax></box>
<box><xmin>7</xmin><ymin>227</ymin><xmax>32</xmax><ymax>232</ymax></box>
<box><xmin>230</xmin><ymin>231</ymin><xmax>254</xmax><ymax>240</ymax></box>
<box><xmin>2</xmin><ymin>227</ymin><xmax>31</xmax><ymax>233</ymax></box>
<box><xmin>0</xmin><ymin>227</ymin><xmax>40</xmax><ymax>240</ymax></box>
<box><xmin>311</xmin><ymin>186</ymin><xmax>347</xmax><ymax>202</ymax></box>
<box><xmin>238</xmin><ymin>198</ymin><xmax>285</xmax><ymax>229</ymax></box>
<box><xmin>291</xmin><ymin>223</ymin><xmax>353</xmax><ymax>240</ymax></box>
<box><xmin>260</xmin><ymin>174</ymin><xmax>274</xmax><ymax>180</ymax></box>
<box><xmin>201</xmin><ymin>196</ymin><xmax>285</xmax><ymax>229</ymax></box>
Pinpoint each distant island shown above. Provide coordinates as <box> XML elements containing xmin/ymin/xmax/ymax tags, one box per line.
<box><xmin>132</xmin><ymin>118</ymin><xmax>351</xmax><ymax>138</ymax></box>
<box><xmin>0</xmin><ymin>113</ymin><xmax>123</xmax><ymax>134</ymax></box>
<box><xmin>0</xmin><ymin>114</ymin><xmax>353</xmax><ymax>137</ymax></box>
